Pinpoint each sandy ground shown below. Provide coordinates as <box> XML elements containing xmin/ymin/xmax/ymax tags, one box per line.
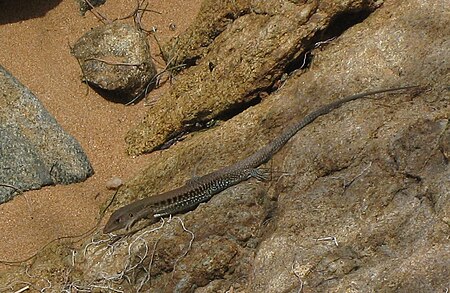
<box><xmin>0</xmin><ymin>0</ymin><xmax>201</xmax><ymax>271</ymax></box>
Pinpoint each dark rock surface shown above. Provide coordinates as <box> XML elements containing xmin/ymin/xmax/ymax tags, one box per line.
<box><xmin>0</xmin><ymin>65</ymin><xmax>94</xmax><ymax>203</ymax></box>
<box><xmin>72</xmin><ymin>22</ymin><xmax>157</xmax><ymax>103</ymax></box>
<box><xmin>0</xmin><ymin>0</ymin><xmax>63</xmax><ymax>25</ymax></box>
<box><xmin>1</xmin><ymin>0</ymin><xmax>449</xmax><ymax>291</ymax></box>
<box><xmin>76</xmin><ymin>0</ymin><xmax>107</xmax><ymax>15</ymax></box>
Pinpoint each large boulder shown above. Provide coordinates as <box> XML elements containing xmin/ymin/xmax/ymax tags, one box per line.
<box><xmin>125</xmin><ymin>0</ymin><xmax>383</xmax><ymax>155</ymax></box>
<box><xmin>0</xmin><ymin>65</ymin><xmax>94</xmax><ymax>203</ymax></box>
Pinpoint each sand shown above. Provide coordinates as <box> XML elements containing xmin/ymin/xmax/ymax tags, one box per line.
<box><xmin>0</xmin><ymin>0</ymin><xmax>201</xmax><ymax>270</ymax></box>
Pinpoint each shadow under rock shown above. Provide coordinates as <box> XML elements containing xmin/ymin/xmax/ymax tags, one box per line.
<box><xmin>0</xmin><ymin>0</ymin><xmax>63</xmax><ymax>24</ymax></box>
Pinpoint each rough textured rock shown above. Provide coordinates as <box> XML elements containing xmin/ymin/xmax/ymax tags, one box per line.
<box><xmin>0</xmin><ymin>65</ymin><xmax>94</xmax><ymax>204</ymax></box>
<box><xmin>2</xmin><ymin>0</ymin><xmax>449</xmax><ymax>291</ymax></box>
<box><xmin>125</xmin><ymin>0</ymin><xmax>383</xmax><ymax>155</ymax></box>
<box><xmin>72</xmin><ymin>22</ymin><xmax>157</xmax><ymax>103</ymax></box>
<box><xmin>76</xmin><ymin>0</ymin><xmax>107</xmax><ymax>15</ymax></box>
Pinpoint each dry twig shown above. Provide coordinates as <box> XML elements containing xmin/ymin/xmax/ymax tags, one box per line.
<box><xmin>84</xmin><ymin>0</ymin><xmax>111</xmax><ymax>23</ymax></box>
<box><xmin>315</xmin><ymin>236</ymin><xmax>339</xmax><ymax>247</ymax></box>
<box><xmin>291</xmin><ymin>257</ymin><xmax>304</xmax><ymax>293</ymax></box>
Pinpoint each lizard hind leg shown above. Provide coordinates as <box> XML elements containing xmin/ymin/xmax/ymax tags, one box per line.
<box><xmin>185</xmin><ymin>157</ymin><xmax>206</xmax><ymax>186</ymax></box>
<box><xmin>185</xmin><ymin>175</ymin><xmax>201</xmax><ymax>186</ymax></box>
<box><xmin>251</xmin><ymin>168</ymin><xmax>271</xmax><ymax>181</ymax></box>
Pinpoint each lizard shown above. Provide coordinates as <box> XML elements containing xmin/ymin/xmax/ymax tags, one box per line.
<box><xmin>103</xmin><ymin>85</ymin><xmax>419</xmax><ymax>234</ymax></box>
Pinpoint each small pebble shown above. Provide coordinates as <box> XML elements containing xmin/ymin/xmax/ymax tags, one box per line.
<box><xmin>106</xmin><ymin>177</ymin><xmax>123</xmax><ymax>190</ymax></box>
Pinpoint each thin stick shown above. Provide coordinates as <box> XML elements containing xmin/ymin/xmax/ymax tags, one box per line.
<box><xmin>315</xmin><ymin>236</ymin><xmax>339</xmax><ymax>247</ymax></box>
<box><xmin>147</xmin><ymin>233</ymin><xmax>163</xmax><ymax>285</ymax></box>
<box><xmin>117</xmin><ymin>0</ymin><xmax>141</xmax><ymax>20</ymax></box>
<box><xmin>0</xmin><ymin>216</ymin><xmax>100</xmax><ymax>265</ymax></box>
<box><xmin>84</xmin><ymin>57</ymin><xmax>143</xmax><ymax>67</ymax></box>
<box><xmin>84</xmin><ymin>0</ymin><xmax>110</xmax><ymax>23</ymax></box>
<box><xmin>345</xmin><ymin>161</ymin><xmax>373</xmax><ymax>188</ymax></box>
<box><xmin>170</xmin><ymin>217</ymin><xmax>195</xmax><ymax>279</ymax></box>
<box><xmin>124</xmin><ymin>62</ymin><xmax>186</xmax><ymax>106</ymax></box>
<box><xmin>0</xmin><ymin>183</ymin><xmax>22</xmax><ymax>194</ymax></box>
<box><xmin>14</xmin><ymin>286</ymin><xmax>30</xmax><ymax>293</ymax></box>
<box><xmin>291</xmin><ymin>258</ymin><xmax>304</xmax><ymax>293</ymax></box>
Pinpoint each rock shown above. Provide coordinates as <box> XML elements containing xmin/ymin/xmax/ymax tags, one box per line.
<box><xmin>71</xmin><ymin>22</ymin><xmax>157</xmax><ymax>103</ymax></box>
<box><xmin>2</xmin><ymin>0</ymin><xmax>449</xmax><ymax>291</ymax></box>
<box><xmin>0</xmin><ymin>65</ymin><xmax>94</xmax><ymax>204</ymax></box>
<box><xmin>105</xmin><ymin>176</ymin><xmax>123</xmax><ymax>190</ymax></box>
<box><xmin>76</xmin><ymin>0</ymin><xmax>107</xmax><ymax>16</ymax></box>
<box><xmin>125</xmin><ymin>0</ymin><xmax>382</xmax><ymax>155</ymax></box>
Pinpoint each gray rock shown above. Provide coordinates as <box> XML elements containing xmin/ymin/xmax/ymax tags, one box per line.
<box><xmin>0</xmin><ymin>65</ymin><xmax>94</xmax><ymax>203</ymax></box>
<box><xmin>71</xmin><ymin>22</ymin><xmax>157</xmax><ymax>103</ymax></box>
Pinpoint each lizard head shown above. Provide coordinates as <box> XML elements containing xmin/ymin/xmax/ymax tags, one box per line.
<box><xmin>103</xmin><ymin>205</ymin><xmax>138</xmax><ymax>234</ymax></box>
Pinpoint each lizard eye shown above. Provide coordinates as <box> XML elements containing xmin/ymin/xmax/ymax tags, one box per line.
<box><xmin>129</xmin><ymin>213</ymin><xmax>134</xmax><ymax>218</ymax></box>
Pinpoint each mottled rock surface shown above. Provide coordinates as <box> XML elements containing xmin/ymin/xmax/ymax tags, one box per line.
<box><xmin>0</xmin><ymin>65</ymin><xmax>94</xmax><ymax>204</ymax></box>
<box><xmin>125</xmin><ymin>0</ymin><xmax>383</xmax><ymax>155</ymax></box>
<box><xmin>1</xmin><ymin>0</ymin><xmax>449</xmax><ymax>291</ymax></box>
<box><xmin>72</xmin><ymin>22</ymin><xmax>157</xmax><ymax>103</ymax></box>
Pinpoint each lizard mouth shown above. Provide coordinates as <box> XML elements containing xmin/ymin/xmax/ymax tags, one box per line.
<box><xmin>125</xmin><ymin>217</ymin><xmax>137</xmax><ymax>231</ymax></box>
<box><xmin>103</xmin><ymin>222</ymin><xmax>116</xmax><ymax>234</ymax></box>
